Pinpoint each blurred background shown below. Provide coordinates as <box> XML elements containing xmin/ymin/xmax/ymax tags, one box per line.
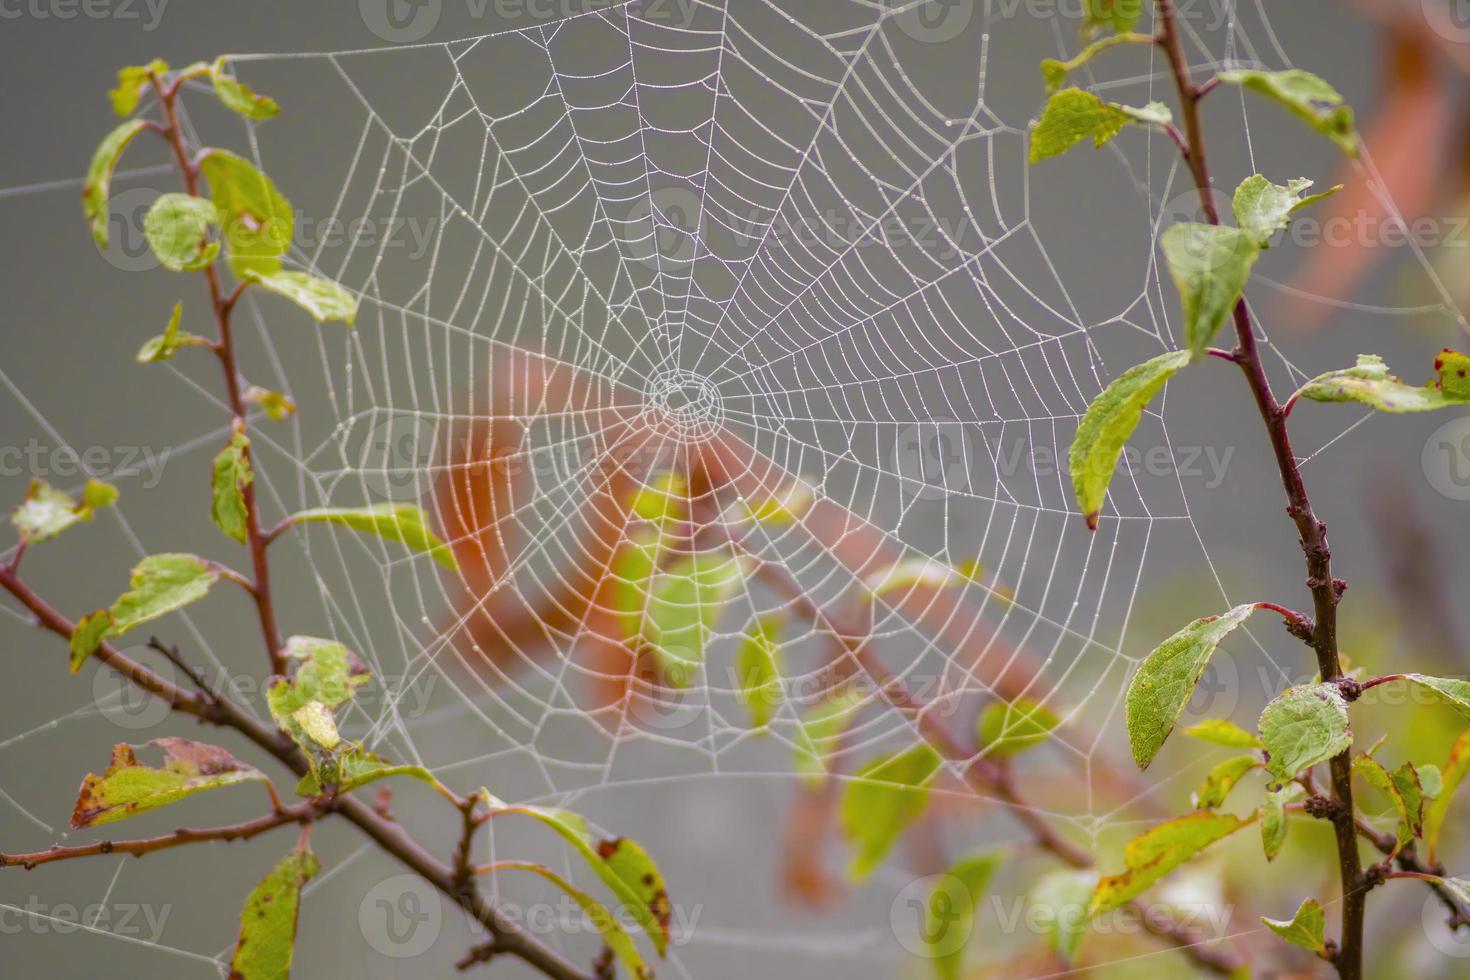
<box><xmin>2</xmin><ymin>0</ymin><xmax>1470</xmax><ymax>977</ymax></box>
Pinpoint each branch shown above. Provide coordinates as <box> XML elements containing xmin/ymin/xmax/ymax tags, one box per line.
<box><xmin>1152</xmin><ymin>4</ymin><xmax>1365</xmax><ymax>974</ymax></box>
<box><xmin>0</xmin><ymin>801</ymin><xmax>318</xmax><ymax>869</ymax></box>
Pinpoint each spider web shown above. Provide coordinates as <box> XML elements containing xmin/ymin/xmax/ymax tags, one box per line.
<box><xmin>3</xmin><ymin>0</ymin><xmax>1465</xmax><ymax>975</ymax></box>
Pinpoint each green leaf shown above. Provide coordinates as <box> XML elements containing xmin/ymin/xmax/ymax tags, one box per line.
<box><xmin>244</xmin><ymin>386</ymin><xmax>296</xmax><ymax>421</ymax></box>
<box><xmin>12</xmin><ymin>478</ymin><xmax>116</xmax><ymax>544</ymax></box>
<box><xmin>108</xmin><ymin>60</ymin><xmax>167</xmax><ymax>116</ymax></box>
<box><xmin>1262</xmin><ymin>897</ymin><xmax>1327</xmax><ymax>956</ymax></box>
<box><xmin>1425</xmin><ymin>730</ymin><xmax>1470</xmax><ymax>865</ymax></box>
<box><xmin>70</xmin><ymin>554</ymin><xmax>219</xmax><ymax>671</ymax></box>
<box><xmin>71</xmin><ymin>738</ymin><xmax>265</xmax><ymax>828</ymax></box>
<box><xmin>295</xmin><ymin>745</ymin><xmax>436</xmax><ymax>797</ymax></box>
<box><xmin>1125</xmin><ymin>604</ymin><xmax>1256</xmax><ymax>769</ymax></box>
<box><xmin>1296</xmin><ymin>352</ymin><xmax>1470</xmax><ymax>413</ymax></box>
<box><xmin>1070</xmin><ymin>349</ymin><xmax>1192</xmax><ymax>529</ymax></box>
<box><xmin>1440</xmin><ymin>349</ymin><xmax>1470</xmax><ymax>398</ymax></box>
<box><xmin>1259</xmin><ymin>683</ymin><xmax>1352</xmax><ymax>781</ymax></box>
<box><xmin>143</xmin><ymin>193</ymin><xmax>220</xmax><ymax>272</ymax></box>
<box><xmin>241</xmin><ymin>269</ymin><xmax>358</xmax><ymax>326</ymax></box>
<box><xmin>1040</xmin><ymin>33</ymin><xmax>1150</xmax><ymax>93</ymax></box>
<box><xmin>492</xmin><ymin>863</ymin><xmax>652</xmax><ymax>979</ymax></box>
<box><xmin>198</xmin><ymin>150</ymin><xmax>293</xmax><ymax>276</ymax></box>
<box><xmin>863</xmin><ymin>557</ymin><xmax>964</xmax><ymax>601</ymax></box>
<box><xmin>1159</xmin><ymin>223</ymin><xmax>1260</xmax><ymax>357</ymax></box>
<box><xmin>229</xmin><ymin>840</ymin><xmax>318</xmax><ymax>980</ymax></box>
<box><xmin>1183</xmin><ymin>718</ymin><xmax>1263</xmax><ymax>749</ymax></box>
<box><xmin>976</xmin><ymin>697</ymin><xmax>1061</xmax><ymax>757</ymax></box>
<box><xmin>793</xmin><ymin>687</ymin><xmax>865</xmax><ymax>785</ymax></box>
<box><xmin>1029</xmin><ymin>868</ymin><xmax>1098</xmax><ymax>965</ymax></box>
<box><xmin>137</xmin><ymin>301</ymin><xmax>206</xmax><ymax>363</ymax></box>
<box><xmin>1353</xmin><ymin>754</ymin><xmax>1414</xmax><ymax>847</ymax></box>
<box><xmin>210</xmin><ymin>57</ymin><xmax>280</xmax><ymax>121</ymax></box>
<box><xmin>1192</xmin><ymin>754</ymin><xmax>1261</xmax><ymax>809</ymax></box>
<box><xmin>267</xmin><ymin>636</ymin><xmax>372</xmax><ymax>782</ymax></box>
<box><xmin>484</xmin><ymin>798</ymin><xmax>672</xmax><ymax>955</ymax></box>
<box><xmin>212</xmin><ymin>431</ymin><xmax>252</xmax><ymax>544</ymax></box>
<box><xmin>1231</xmin><ymin>175</ymin><xmax>1341</xmax><ymax>247</ymax></box>
<box><xmin>1260</xmin><ymin>783</ymin><xmax>1304</xmax><ymax>861</ymax></box>
<box><xmin>840</xmin><ymin>743</ymin><xmax>943</xmax><ymax>881</ymax></box>
<box><xmin>615</xmin><ymin>545</ymin><xmax>748</xmax><ymax>686</ymax></box>
<box><xmin>730</xmin><ymin>481</ymin><xmax>813</xmax><ymax>526</ymax></box>
<box><xmin>736</xmin><ymin>616</ymin><xmax>782</xmax><ymax>729</ymax></box>
<box><xmin>1090</xmin><ymin>811</ymin><xmax>1249</xmax><ymax>916</ymax></box>
<box><xmin>83</xmin><ymin>119</ymin><xmax>149</xmax><ymax>248</ymax></box>
<box><xmin>929</xmin><ymin>851</ymin><xmax>1003</xmax><ymax>980</ymax></box>
<box><xmin>1216</xmin><ymin>69</ymin><xmax>1357</xmax><ymax>155</ymax></box>
<box><xmin>1082</xmin><ymin>0</ymin><xmax>1143</xmax><ymax>37</ymax></box>
<box><xmin>1029</xmin><ymin>88</ymin><xmax>1170</xmax><ymax>163</ymax></box>
<box><xmin>287</xmin><ymin>503</ymin><xmax>456</xmax><ymax>569</ymax></box>
<box><xmin>1399</xmin><ymin>674</ymin><xmax>1470</xmax><ymax>722</ymax></box>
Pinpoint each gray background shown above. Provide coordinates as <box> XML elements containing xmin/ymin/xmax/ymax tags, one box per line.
<box><xmin>2</xmin><ymin>1</ymin><xmax>1468</xmax><ymax>978</ymax></box>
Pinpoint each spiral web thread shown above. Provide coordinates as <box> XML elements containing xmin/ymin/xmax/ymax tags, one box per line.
<box><xmin>1</xmin><ymin>0</ymin><xmax>1465</xmax><ymax>973</ymax></box>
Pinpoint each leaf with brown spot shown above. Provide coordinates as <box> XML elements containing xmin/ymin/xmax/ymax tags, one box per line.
<box><xmin>72</xmin><ymin>738</ymin><xmax>267</xmax><ymax>828</ymax></box>
<box><xmin>229</xmin><ymin>839</ymin><xmax>317</xmax><ymax>980</ymax></box>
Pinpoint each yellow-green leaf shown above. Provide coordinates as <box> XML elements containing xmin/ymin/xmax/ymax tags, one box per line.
<box><xmin>930</xmin><ymin>851</ymin><xmax>1003</xmax><ymax>980</ymax></box>
<box><xmin>1296</xmin><ymin>352</ymin><xmax>1470</xmax><ymax>413</ymax></box>
<box><xmin>840</xmin><ymin>743</ymin><xmax>943</xmax><ymax>881</ymax></box>
<box><xmin>1192</xmin><ymin>754</ymin><xmax>1260</xmax><ymax>809</ymax></box>
<box><xmin>144</xmin><ymin>193</ymin><xmax>220</xmax><ymax>272</ymax></box>
<box><xmin>630</xmin><ymin>471</ymin><xmax>687</xmax><ymax>524</ymax></box>
<box><xmin>1262</xmin><ymin>897</ymin><xmax>1327</xmax><ymax>956</ymax></box>
<box><xmin>977</xmin><ymin>697</ymin><xmax>1061</xmax><ymax>757</ymax></box>
<box><xmin>137</xmin><ymin>301</ymin><xmax>206</xmax><ymax>363</ymax></box>
<box><xmin>1216</xmin><ymin>69</ymin><xmax>1357</xmax><ymax>156</ymax></box>
<box><xmin>1125</xmin><ymin>604</ymin><xmax>1256</xmax><ymax>769</ymax></box>
<box><xmin>241</xmin><ymin>269</ymin><xmax>358</xmax><ymax>326</ymax></box>
<box><xmin>295</xmin><ymin>745</ymin><xmax>436</xmax><ymax>797</ymax></box>
<box><xmin>863</xmin><ymin>557</ymin><xmax>962</xmax><ymax>601</ymax></box>
<box><xmin>1184</xmin><ymin>718</ymin><xmax>1263</xmax><ymax>749</ymax></box>
<box><xmin>490</xmin><ymin>863</ymin><xmax>651</xmax><ymax>979</ymax></box>
<box><xmin>1082</xmin><ymin>0</ymin><xmax>1143</xmax><ymax>37</ymax></box>
<box><xmin>1160</xmin><ymin>223</ymin><xmax>1260</xmax><ymax>358</ymax></box>
<box><xmin>198</xmin><ymin>150</ymin><xmax>292</xmax><ymax>276</ymax></box>
<box><xmin>736</xmin><ymin>616</ymin><xmax>782</xmax><ymax>729</ymax></box>
<box><xmin>212</xmin><ymin>431</ymin><xmax>252</xmax><ymax>544</ymax></box>
<box><xmin>1425</xmin><ymin>730</ymin><xmax>1470</xmax><ymax>865</ymax></box>
<box><xmin>11</xmin><ymin>478</ymin><xmax>116</xmax><ymax>544</ymax></box>
<box><xmin>1399</xmin><ymin>674</ymin><xmax>1470</xmax><ymax>723</ymax></box>
<box><xmin>793</xmin><ymin>687</ymin><xmax>865</xmax><ymax>785</ymax></box>
<box><xmin>229</xmin><ymin>841</ymin><xmax>318</xmax><ymax>980</ymax></box>
<box><xmin>1231</xmin><ymin>175</ymin><xmax>1341</xmax><ymax>248</ymax></box>
<box><xmin>108</xmin><ymin>59</ymin><xmax>167</xmax><ymax>116</ymax></box>
<box><xmin>71</xmin><ymin>738</ymin><xmax>265</xmax><ymax>828</ymax></box>
<box><xmin>267</xmin><ymin>636</ymin><xmax>372</xmax><ymax>782</ymax></box>
<box><xmin>1090</xmin><ymin>811</ymin><xmax>1249</xmax><ymax>916</ymax></box>
<box><xmin>210</xmin><ymin>57</ymin><xmax>280</xmax><ymax>120</ymax></box>
<box><xmin>1070</xmin><ymin>349</ymin><xmax>1192</xmax><ymax>529</ymax></box>
<box><xmin>1030</xmin><ymin>88</ymin><xmax>1170</xmax><ymax>163</ymax></box>
<box><xmin>615</xmin><ymin>545</ymin><xmax>748</xmax><ymax>686</ymax></box>
<box><xmin>83</xmin><ymin>119</ymin><xmax>149</xmax><ymax>248</ymax></box>
<box><xmin>1261</xmin><ymin>783</ymin><xmax>1303</xmax><ymax>861</ymax></box>
<box><xmin>484</xmin><ymin>798</ymin><xmax>672</xmax><ymax>955</ymax></box>
<box><xmin>1040</xmin><ymin>33</ymin><xmax>1150</xmax><ymax>93</ymax></box>
<box><xmin>1259</xmin><ymin>683</ymin><xmax>1352</xmax><ymax>781</ymax></box>
<box><xmin>244</xmin><ymin>386</ymin><xmax>296</xmax><ymax>421</ymax></box>
<box><xmin>70</xmin><ymin>554</ymin><xmax>219</xmax><ymax>672</ymax></box>
<box><xmin>288</xmin><ymin>503</ymin><xmax>456</xmax><ymax>569</ymax></box>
